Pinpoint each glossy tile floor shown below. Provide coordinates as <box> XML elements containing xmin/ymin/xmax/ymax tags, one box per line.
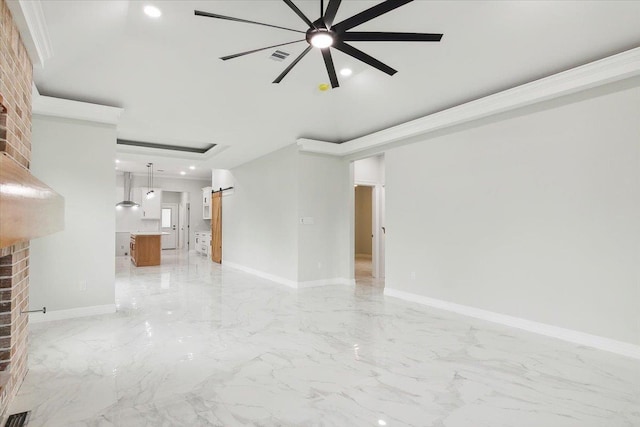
<box><xmin>354</xmin><ymin>254</ymin><xmax>384</xmax><ymax>289</ymax></box>
<box><xmin>9</xmin><ymin>251</ymin><xmax>640</xmax><ymax>426</ymax></box>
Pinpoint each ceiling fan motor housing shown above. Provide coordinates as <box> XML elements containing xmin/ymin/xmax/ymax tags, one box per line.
<box><xmin>306</xmin><ymin>28</ymin><xmax>337</xmax><ymax>48</ymax></box>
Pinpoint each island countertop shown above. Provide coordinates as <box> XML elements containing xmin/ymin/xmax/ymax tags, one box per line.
<box><xmin>130</xmin><ymin>231</ymin><xmax>170</xmax><ymax>236</ymax></box>
<box><xmin>130</xmin><ymin>233</ymin><xmax>165</xmax><ymax>266</ymax></box>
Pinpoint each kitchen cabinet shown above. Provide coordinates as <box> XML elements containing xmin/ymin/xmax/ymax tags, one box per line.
<box><xmin>141</xmin><ymin>188</ymin><xmax>161</xmax><ymax>220</ymax></box>
<box><xmin>130</xmin><ymin>233</ymin><xmax>161</xmax><ymax>266</ymax></box>
<box><xmin>202</xmin><ymin>187</ymin><xmax>212</xmax><ymax>220</ymax></box>
<box><xmin>195</xmin><ymin>231</ymin><xmax>211</xmax><ymax>256</ymax></box>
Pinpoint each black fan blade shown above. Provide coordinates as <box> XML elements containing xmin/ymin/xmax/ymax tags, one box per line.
<box><xmin>195</xmin><ymin>10</ymin><xmax>305</xmax><ymax>34</ymax></box>
<box><xmin>323</xmin><ymin>0</ymin><xmax>342</xmax><ymax>28</ymax></box>
<box><xmin>221</xmin><ymin>40</ymin><xmax>305</xmax><ymax>61</ymax></box>
<box><xmin>343</xmin><ymin>32</ymin><xmax>442</xmax><ymax>42</ymax></box>
<box><xmin>274</xmin><ymin>45</ymin><xmax>313</xmax><ymax>83</ymax></box>
<box><xmin>282</xmin><ymin>0</ymin><xmax>316</xmax><ymax>29</ymax></box>
<box><xmin>334</xmin><ymin>41</ymin><xmax>397</xmax><ymax>76</ymax></box>
<box><xmin>321</xmin><ymin>48</ymin><xmax>339</xmax><ymax>88</ymax></box>
<box><xmin>333</xmin><ymin>0</ymin><xmax>413</xmax><ymax>33</ymax></box>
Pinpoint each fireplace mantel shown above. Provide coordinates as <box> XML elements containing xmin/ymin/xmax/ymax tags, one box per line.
<box><xmin>0</xmin><ymin>152</ymin><xmax>64</xmax><ymax>248</ymax></box>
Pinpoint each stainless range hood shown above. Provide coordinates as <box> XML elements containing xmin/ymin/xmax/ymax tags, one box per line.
<box><xmin>116</xmin><ymin>172</ymin><xmax>140</xmax><ymax>208</ymax></box>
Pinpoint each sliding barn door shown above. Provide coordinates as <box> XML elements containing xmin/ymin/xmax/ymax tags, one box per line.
<box><xmin>211</xmin><ymin>192</ymin><xmax>222</xmax><ymax>263</ymax></box>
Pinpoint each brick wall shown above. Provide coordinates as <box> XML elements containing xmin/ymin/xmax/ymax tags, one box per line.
<box><xmin>0</xmin><ymin>0</ymin><xmax>33</xmax><ymax>418</ymax></box>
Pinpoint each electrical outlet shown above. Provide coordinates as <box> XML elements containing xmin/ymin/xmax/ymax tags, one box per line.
<box><xmin>410</xmin><ymin>272</ymin><xmax>416</xmax><ymax>280</ymax></box>
<box><xmin>317</xmin><ymin>262</ymin><xmax>322</xmax><ymax>269</ymax></box>
<box><xmin>79</xmin><ymin>280</ymin><xmax>87</xmax><ymax>291</ymax></box>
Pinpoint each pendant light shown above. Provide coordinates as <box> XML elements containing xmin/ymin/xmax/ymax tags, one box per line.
<box><xmin>146</xmin><ymin>163</ymin><xmax>155</xmax><ymax>199</ymax></box>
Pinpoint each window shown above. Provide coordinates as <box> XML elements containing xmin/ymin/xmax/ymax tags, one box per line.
<box><xmin>161</xmin><ymin>208</ymin><xmax>171</xmax><ymax>228</ymax></box>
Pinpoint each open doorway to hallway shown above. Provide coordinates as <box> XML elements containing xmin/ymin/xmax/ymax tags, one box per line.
<box><xmin>353</xmin><ymin>155</ymin><xmax>385</xmax><ymax>288</ymax></box>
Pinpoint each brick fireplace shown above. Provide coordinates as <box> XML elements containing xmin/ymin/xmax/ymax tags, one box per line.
<box><xmin>0</xmin><ymin>0</ymin><xmax>34</xmax><ymax>417</ymax></box>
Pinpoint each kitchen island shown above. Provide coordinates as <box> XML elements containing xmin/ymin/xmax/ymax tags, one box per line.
<box><xmin>130</xmin><ymin>232</ymin><xmax>163</xmax><ymax>266</ymax></box>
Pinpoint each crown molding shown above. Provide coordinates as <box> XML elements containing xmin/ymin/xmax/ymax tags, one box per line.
<box><xmin>6</xmin><ymin>0</ymin><xmax>53</xmax><ymax>67</ymax></box>
<box><xmin>296</xmin><ymin>138</ymin><xmax>343</xmax><ymax>155</ymax></box>
<box><xmin>32</xmin><ymin>87</ymin><xmax>123</xmax><ymax>125</ymax></box>
<box><xmin>298</xmin><ymin>47</ymin><xmax>640</xmax><ymax>157</ymax></box>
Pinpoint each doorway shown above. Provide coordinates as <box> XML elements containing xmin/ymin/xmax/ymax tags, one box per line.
<box><xmin>161</xmin><ymin>203</ymin><xmax>178</xmax><ymax>249</ymax></box>
<box><xmin>353</xmin><ymin>155</ymin><xmax>385</xmax><ymax>287</ymax></box>
<box><xmin>355</xmin><ymin>185</ymin><xmax>374</xmax><ymax>280</ymax></box>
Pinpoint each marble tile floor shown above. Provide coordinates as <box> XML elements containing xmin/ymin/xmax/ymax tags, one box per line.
<box><xmin>354</xmin><ymin>255</ymin><xmax>384</xmax><ymax>289</ymax></box>
<box><xmin>8</xmin><ymin>251</ymin><xmax>639</xmax><ymax>426</ymax></box>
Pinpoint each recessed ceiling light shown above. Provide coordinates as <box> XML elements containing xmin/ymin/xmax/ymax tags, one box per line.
<box><xmin>144</xmin><ymin>5</ymin><xmax>162</xmax><ymax>18</ymax></box>
<box><xmin>340</xmin><ymin>68</ymin><xmax>353</xmax><ymax>77</ymax></box>
<box><xmin>189</xmin><ymin>166</ymin><xmax>196</xmax><ymax>170</ymax></box>
<box><xmin>180</xmin><ymin>171</ymin><xmax>186</xmax><ymax>175</ymax></box>
<box><xmin>115</xmin><ymin>159</ymin><xmax>120</xmax><ymax>163</ymax></box>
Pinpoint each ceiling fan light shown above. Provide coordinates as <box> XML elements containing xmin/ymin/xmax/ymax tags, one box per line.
<box><xmin>310</xmin><ymin>33</ymin><xmax>334</xmax><ymax>49</ymax></box>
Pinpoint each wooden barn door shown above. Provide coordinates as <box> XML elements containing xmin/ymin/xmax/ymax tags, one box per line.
<box><xmin>211</xmin><ymin>191</ymin><xmax>222</xmax><ymax>263</ymax></box>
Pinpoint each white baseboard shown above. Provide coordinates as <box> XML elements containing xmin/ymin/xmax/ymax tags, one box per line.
<box><xmin>29</xmin><ymin>304</ymin><xmax>117</xmax><ymax>323</ymax></box>
<box><xmin>298</xmin><ymin>278</ymin><xmax>355</xmax><ymax>288</ymax></box>
<box><xmin>223</xmin><ymin>261</ymin><xmax>298</xmax><ymax>288</ymax></box>
<box><xmin>223</xmin><ymin>261</ymin><xmax>355</xmax><ymax>289</ymax></box>
<box><xmin>384</xmin><ymin>288</ymin><xmax>640</xmax><ymax>360</ymax></box>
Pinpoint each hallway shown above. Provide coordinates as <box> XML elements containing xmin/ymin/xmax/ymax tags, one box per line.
<box><xmin>9</xmin><ymin>252</ymin><xmax>639</xmax><ymax>426</ymax></box>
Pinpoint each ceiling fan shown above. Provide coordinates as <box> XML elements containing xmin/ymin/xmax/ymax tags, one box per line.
<box><xmin>195</xmin><ymin>0</ymin><xmax>443</xmax><ymax>88</ymax></box>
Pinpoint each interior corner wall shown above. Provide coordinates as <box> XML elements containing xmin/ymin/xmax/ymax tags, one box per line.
<box><xmin>297</xmin><ymin>152</ymin><xmax>350</xmax><ymax>283</ymax></box>
<box><xmin>29</xmin><ymin>115</ymin><xmax>116</xmax><ymax>311</ymax></box>
<box><xmin>384</xmin><ymin>80</ymin><xmax>640</xmax><ymax>345</ymax></box>
<box><xmin>223</xmin><ymin>145</ymin><xmax>299</xmax><ymax>282</ymax></box>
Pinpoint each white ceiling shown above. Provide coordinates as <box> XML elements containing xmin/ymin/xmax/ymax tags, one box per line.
<box><xmin>33</xmin><ymin>1</ymin><xmax>640</xmax><ymax>171</ymax></box>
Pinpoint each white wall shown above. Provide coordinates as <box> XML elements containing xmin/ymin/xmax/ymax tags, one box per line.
<box><xmin>222</xmin><ymin>147</ymin><xmax>350</xmax><ymax>285</ymax></box>
<box><xmin>297</xmin><ymin>152</ymin><xmax>350</xmax><ymax>283</ymax></box>
<box><xmin>115</xmin><ymin>174</ymin><xmax>210</xmax><ymax>249</ymax></box>
<box><xmin>212</xmin><ymin>168</ymin><xmax>234</xmax><ymax>190</ymax></box>
<box><xmin>30</xmin><ymin>115</ymin><xmax>116</xmax><ymax>311</ymax></box>
<box><xmin>162</xmin><ymin>191</ymin><xmax>181</xmax><ymax>203</ymax></box>
<box><xmin>223</xmin><ymin>145</ymin><xmax>299</xmax><ymax>282</ymax></box>
<box><xmin>354</xmin><ymin>155</ymin><xmax>385</xmax><ymax>185</ymax></box>
<box><xmin>385</xmin><ymin>81</ymin><xmax>640</xmax><ymax>345</ymax></box>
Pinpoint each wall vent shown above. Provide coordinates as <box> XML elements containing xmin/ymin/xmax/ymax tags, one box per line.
<box><xmin>270</xmin><ymin>50</ymin><xmax>290</xmax><ymax>62</ymax></box>
<box><xmin>5</xmin><ymin>411</ymin><xmax>30</xmax><ymax>426</ymax></box>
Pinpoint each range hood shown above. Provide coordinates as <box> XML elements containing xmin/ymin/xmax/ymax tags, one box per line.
<box><xmin>116</xmin><ymin>172</ymin><xmax>140</xmax><ymax>208</ymax></box>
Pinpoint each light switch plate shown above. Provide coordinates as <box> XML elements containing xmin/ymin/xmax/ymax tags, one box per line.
<box><xmin>299</xmin><ymin>217</ymin><xmax>314</xmax><ymax>225</ymax></box>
